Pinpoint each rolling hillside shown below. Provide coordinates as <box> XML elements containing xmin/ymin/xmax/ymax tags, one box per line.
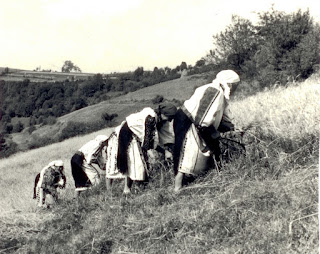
<box><xmin>0</xmin><ymin>72</ymin><xmax>319</xmax><ymax>253</ymax></box>
<box><xmin>12</xmin><ymin>73</ymin><xmax>213</xmax><ymax>151</ymax></box>
<box><xmin>108</xmin><ymin>73</ymin><xmax>213</xmax><ymax>102</ymax></box>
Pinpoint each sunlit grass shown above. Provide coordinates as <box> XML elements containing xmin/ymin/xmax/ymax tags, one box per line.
<box><xmin>0</xmin><ymin>73</ymin><xmax>319</xmax><ymax>253</ymax></box>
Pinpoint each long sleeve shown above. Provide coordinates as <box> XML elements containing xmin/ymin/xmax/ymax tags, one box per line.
<box><xmin>142</xmin><ymin>115</ymin><xmax>157</xmax><ymax>150</ymax></box>
<box><xmin>183</xmin><ymin>82</ymin><xmax>226</xmax><ymax>128</ymax></box>
<box><xmin>218</xmin><ymin>103</ymin><xmax>235</xmax><ymax>132</ymax></box>
<box><xmin>126</xmin><ymin>107</ymin><xmax>159</xmax><ymax>149</ymax></box>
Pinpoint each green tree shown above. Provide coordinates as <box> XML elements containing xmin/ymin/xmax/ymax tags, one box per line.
<box><xmin>212</xmin><ymin>15</ymin><xmax>258</xmax><ymax>72</ymax></box>
<box><xmin>0</xmin><ymin>136</ymin><xmax>18</xmax><ymax>157</ymax></box>
<box><xmin>209</xmin><ymin>7</ymin><xmax>318</xmax><ymax>86</ymax></box>
<box><xmin>13</xmin><ymin>121</ymin><xmax>24</xmax><ymax>133</ymax></box>
<box><xmin>255</xmin><ymin>8</ymin><xmax>317</xmax><ymax>84</ymax></box>
<box><xmin>133</xmin><ymin>67</ymin><xmax>144</xmax><ymax>81</ymax></box>
<box><xmin>296</xmin><ymin>24</ymin><xmax>320</xmax><ymax>77</ymax></box>
<box><xmin>180</xmin><ymin>62</ymin><xmax>187</xmax><ymax>70</ymax></box>
<box><xmin>195</xmin><ymin>59</ymin><xmax>205</xmax><ymax>67</ymax></box>
<box><xmin>61</xmin><ymin>60</ymin><xmax>82</xmax><ymax>73</ymax></box>
<box><xmin>93</xmin><ymin>73</ymin><xmax>104</xmax><ymax>86</ymax></box>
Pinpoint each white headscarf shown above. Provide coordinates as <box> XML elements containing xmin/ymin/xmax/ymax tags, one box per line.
<box><xmin>215</xmin><ymin>70</ymin><xmax>240</xmax><ymax>99</ymax></box>
<box><xmin>49</xmin><ymin>160</ymin><xmax>64</xmax><ymax>167</ymax></box>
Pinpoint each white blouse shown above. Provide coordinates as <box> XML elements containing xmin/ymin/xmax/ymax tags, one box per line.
<box><xmin>183</xmin><ymin>80</ymin><xmax>232</xmax><ymax>129</ymax></box>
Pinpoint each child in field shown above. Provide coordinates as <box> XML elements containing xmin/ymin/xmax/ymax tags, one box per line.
<box><xmin>33</xmin><ymin>160</ymin><xmax>66</xmax><ymax>207</ymax></box>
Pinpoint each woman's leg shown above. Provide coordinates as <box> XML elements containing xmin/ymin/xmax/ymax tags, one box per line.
<box><xmin>37</xmin><ymin>188</ymin><xmax>45</xmax><ymax>207</ymax></box>
<box><xmin>174</xmin><ymin>172</ymin><xmax>184</xmax><ymax>192</ymax></box>
<box><xmin>124</xmin><ymin>176</ymin><xmax>133</xmax><ymax>194</ymax></box>
<box><xmin>106</xmin><ymin>178</ymin><xmax>113</xmax><ymax>191</ymax></box>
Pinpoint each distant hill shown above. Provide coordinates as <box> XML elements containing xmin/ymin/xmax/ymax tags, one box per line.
<box><xmin>109</xmin><ymin>73</ymin><xmax>213</xmax><ymax>102</ymax></box>
<box><xmin>0</xmin><ymin>67</ymin><xmax>95</xmax><ymax>82</ymax></box>
<box><xmin>11</xmin><ymin>72</ymin><xmax>215</xmax><ymax>151</ymax></box>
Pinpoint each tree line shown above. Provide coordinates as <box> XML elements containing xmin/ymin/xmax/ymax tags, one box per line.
<box><xmin>0</xmin><ymin>66</ymin><xmax>185</xmax><ymax>157</ymax></box>
<box><xmin>0</xmin><ymin>66</ymin><xmax>183</xmax><ymax>135</ymax></box>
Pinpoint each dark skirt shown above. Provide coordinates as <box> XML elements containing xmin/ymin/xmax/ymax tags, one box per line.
<box><xmin>173</xmin><ymin>109</ymin><xmax>192</xmax><ymax>175</ymax></box>
<box><xmin>117</xmin><ymin>122</ymin><xmax>133</xmax><ymax>174</ymax></box>
<box><xmin>173</xmin><ymin>109</ymin><xmax>221</xmax><ymax>174</ymax></box>
<box><xmin>71</xmin><ymin>152</ymin><xmax>91</xmax><ymax>188</ymax></box>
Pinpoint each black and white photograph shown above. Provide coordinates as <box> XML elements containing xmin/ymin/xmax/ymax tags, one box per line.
<box><xmin>0</xmin><ymin>0</ymin><xmax>319</xmax><ymax>253</ymax></box>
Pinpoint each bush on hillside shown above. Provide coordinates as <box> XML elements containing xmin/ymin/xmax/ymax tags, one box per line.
<box><xmin>101</xmin><ymin>112</ymin><xmax>118</xmax><ymax>122</ymax></box>
<box><xmin>28</xmin><ymin>125</ymin><xmax>36</xmax><ymax>134</ymax></box>
<box><xmin>59</xmin><ymin>115</ymin><xmax>118</xmax><ymax>141</ymax></box>
<box><xmin>0</xmin><ymin>136</ymin><xmax>18</xmax><ymax>158</ymax></box>
<box><xmin>59</xmin><ymin>122</ymin><xmax>99</xmax><ymax>141</ymax></box>
<box><xmin>2</xmin><ymin>123</ymin><xmax>13</xmax><ymax>134</ymax></box>
<box><xmin>12</xmin><ymin>121</ymin><xmax>24</xmax><ymax>133</ymax></box>
<box><xmin>152</xmin><ymin>95</ymin><xmax>164</xmax><ymax>104</ymax></box>
<box><xmin>27</xmin><ymin>135</ymin><xmax>55</xmax><ymax>150</ymax></box>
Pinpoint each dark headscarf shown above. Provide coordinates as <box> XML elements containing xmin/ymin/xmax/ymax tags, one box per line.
<box><xmin>157</xmin><ymin>102</ymin><xmax>177</xmax><ymax>121</ymax></box>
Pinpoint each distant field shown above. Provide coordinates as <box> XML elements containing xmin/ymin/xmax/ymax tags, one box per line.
<box><xmin>0</xmin><ymin>69</ymin><xmax>94</xmax><ymax>82</ymax></box>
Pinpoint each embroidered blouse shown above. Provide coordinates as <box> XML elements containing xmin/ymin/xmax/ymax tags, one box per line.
<box><xmin>183</xmin><ymin>80</ymin><xmax>233</xmax><ymax>129</ymax></box>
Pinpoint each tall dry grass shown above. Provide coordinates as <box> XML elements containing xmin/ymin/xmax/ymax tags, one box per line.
<box><xmin>0</xmin><ymin>74</ymin><xmax>319</xmax><ymax>253</ymax></box>
<box><xmin>232</xmin><ymin>75</ymin><xmax>319</xmax><ymax>139</ymax></box>
<box><xmin>0</xmin><ymin>128</ymin><xmax>113</xmax><ymax>216</ymax></box>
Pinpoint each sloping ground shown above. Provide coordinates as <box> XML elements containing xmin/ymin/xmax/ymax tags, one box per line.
<box><xmin>0</xmin><ymin>74</ymin><xmax>318</xmax><ymax>253</ymax></box>
<box><xmin>11</xmin><ymin>101</ymin><xmax>151</xmax><ymax>151</ymax></box>
<box><xmin>109</xmin><ymin>74</ymin><xmax>212</xmax><ymax>102</ymax></box>
<box><xmin>12</xmin><ymin>73</ymin><xmax>212</xmax><ymax>151</ymax></box>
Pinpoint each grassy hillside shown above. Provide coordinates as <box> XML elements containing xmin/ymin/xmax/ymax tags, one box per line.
<box><xmin>0</xmin><ymin>73</ymin><xmax>319</xmax><ymax>253</ymax></box>
<box><xmin>12</xmin><ymin>73</ymin><xmax>212</xmax><ymax>151</ymax></box>
<box><xmin>108</xmin><ymin>73</ymin><xmax>213</xmax><ymax>102</ymax></box>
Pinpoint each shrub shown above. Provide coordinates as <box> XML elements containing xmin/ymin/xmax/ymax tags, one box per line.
<box><xmin>59</xmin><ymin>119</ymin><xmax>115</xmax><ymax>141</ymax></box>
<box><xmin>101</xmin><ymin>112</ymin><xmax>118</xmax><ymax>122</ymax></box>
<box><xmin>13</xmin><ymin>121</ymin><xmax>24</xmax><ymax>133</ymax></box>
<box><xmin>3</xmin><ymin>123</ymin><xmax>13</xmax><ymax>134</ymax></box>
<box><xmin>152</xmin><ymin>95</ymin><xmax>164</xmax><ymax>104</ymax></box>
<box><xmin>28</xmin><ymin>135</ymin><xmax>55</xmax><ymax>150</ymax></box>
<box><xmin>28</xmin><ymin>125</ymin><xmax>36</xmax><ymax>134</ymax></box>
<box><xmin>46</xmin><ymin>116</ymin><xmax>57</xmax><ymax>125</ymax></box>
<box><xmin>0</xmin><ymin>136</ymin><xmax>18</xmax><ymax>158</ymax></box>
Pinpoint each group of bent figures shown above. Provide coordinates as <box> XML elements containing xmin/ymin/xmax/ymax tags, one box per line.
<box><xmin>34</xmin><ymin>70</ymin><xmax>241</xmax><ymax>207</ymax></box>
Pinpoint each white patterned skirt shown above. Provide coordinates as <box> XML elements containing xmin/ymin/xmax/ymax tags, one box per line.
<box><xmin>105</xmin><ymin>132</ymin><xmax>147</xmax><ymax>181</ymax></box>
<box><xmin>177</xmin><ymin>124</ymin><xmax>212</xmax><ymax>175</ymax></box>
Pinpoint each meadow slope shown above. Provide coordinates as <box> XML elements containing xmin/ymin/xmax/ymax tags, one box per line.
<box><xmin>11</xmin><ymin>73</ymin><xmax>211</xmax><ymax>152</ymax></box>
<box><xmin>0</xmin><ymin>73</ymin><xmax>319</xmax><ymax>253</ymax></box>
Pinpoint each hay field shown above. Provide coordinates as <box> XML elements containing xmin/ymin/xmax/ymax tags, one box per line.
<box><xmin>0</xmin><ymin>73</ymin><xmax>319</xmax><ymax>253</ymax></box>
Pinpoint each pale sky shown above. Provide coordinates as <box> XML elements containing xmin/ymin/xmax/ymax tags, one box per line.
<box><xmin>0</xmin><ymin>0</ymin><xmax>319</xmax><ymax>73</ymax></box>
